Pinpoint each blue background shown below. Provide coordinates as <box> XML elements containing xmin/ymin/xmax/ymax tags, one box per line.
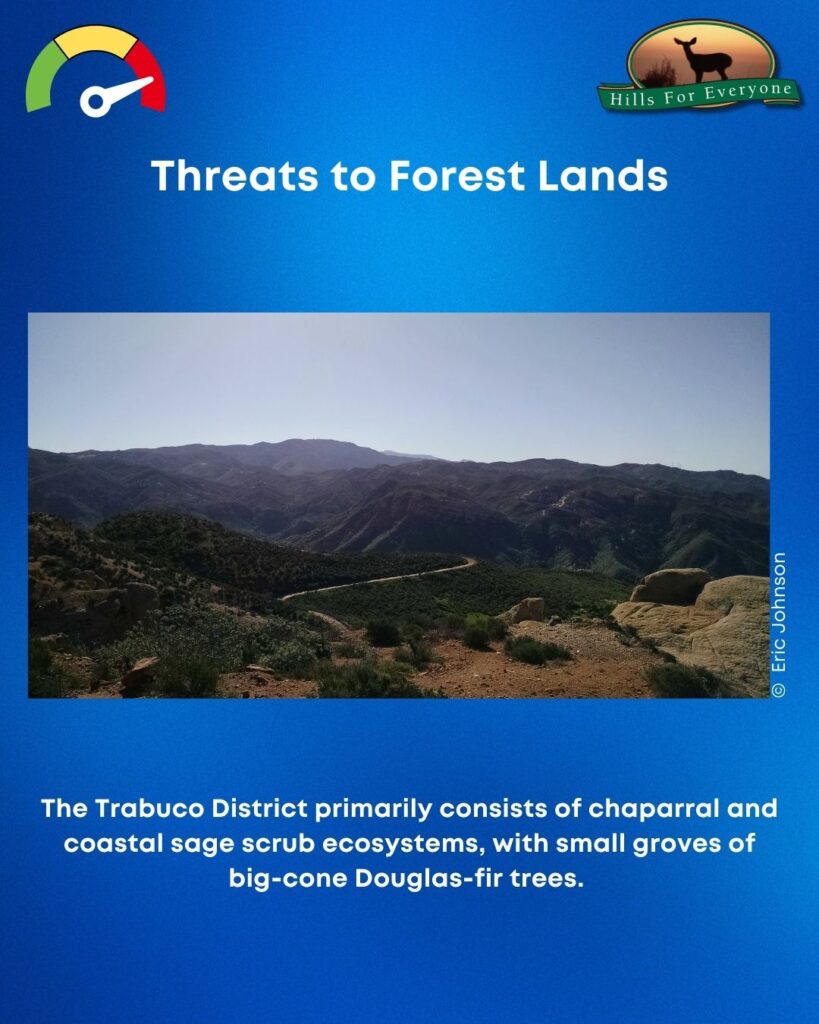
<box><xmin>2</xmin><ymin>2</ymin><xmax>817</xmax><ymax>1021</ymax></box>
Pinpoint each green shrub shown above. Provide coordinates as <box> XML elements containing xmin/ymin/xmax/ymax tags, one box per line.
<box><xmin>645</xmin><ymin>662</ymin><xmax>726</xmax><ymax>699</ymax></box>
<box><xmin>29</xmin><ymin>639</ymin><xmax>73</xmax><ymax>698</ymax></box>
<box><xmin>316</xmin><ymin>661</ymin><xmax>444</xmax><ymax>699</ymax></box>
<box><xmin>257</xmin><ymin>639</ymin><xmax>321</xmax><ymax>678</ymax></box>
<box><xmin>466</xmin><ymin>612</ymin><xmax>507</xmax><ymax>641</ymax></box>
<box><xmin>156</xmin><ymin>655</ymin><xmax>220</xmax><ymax>698</ymax></box>
<box><xmin>504</xmin><ymin>636</ymin><xmax>571</xmax><ymax>665</ymax></box>
<box><xmin>489</xmin><ymin>619</ymin><xmax>508</xmax><ymax>642</ymax></box>
<box><xmin>290</xmin><ymin>563</ymin><xmax>628</xmax><ymax>628</ymax></box>
<box><xmin>401</xmin><ymin>623</ymin><xmax>426</xmax><ymax>643</ymax></box>
<box><xmin>365</xmin><ymin>620</ymin><xmax>401</xmax><ymax>647</ymax></box>
<box><xmin>405</xmin><ymin>613</ymin><xmax>434</xmax><ymax>632</ymax></box>
<box><xmin>438</xmin><ymin>613</ymin><xmax>466</xmax><ymax>638</ymax></box>
<box><xmin>94</xmin><ymin>603</ymin><xmax>330</xmax><ymax>685</ymax></box>
<box><xmin>334</xmin><ymin>640</ymin><xmax>368</xmax><ymax>659</ymax></box>
<box><xmin>463</xmin><ymin>625</ymin><xmax>491</xmax><ymax>650</ymax></box>
<box><xmin>393</xmin><ymin>637</ymin><xmax>435</xmax><ymax>670</ymax></box>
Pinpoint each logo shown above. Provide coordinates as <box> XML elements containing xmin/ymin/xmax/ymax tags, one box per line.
<box><xmin>598</xmin><ymin>20</ymin><xmax>801</xmax><ymax>111</ymax></box>
<box><xmin>26</xmin><ymin>25</ymin><xmax>165</xmax><ymax>117</ymax></box>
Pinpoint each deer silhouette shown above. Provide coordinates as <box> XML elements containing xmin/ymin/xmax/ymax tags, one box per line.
<box><xmin>673</xmin><ymin>37</ymin><xmax>732</xmax><ymax>82</ymax></box>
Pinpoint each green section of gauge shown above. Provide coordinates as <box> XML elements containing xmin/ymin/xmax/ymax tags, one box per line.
<box><xmin>26</xmin><ymin>41</ymin><xmax>68</xmax><ymax>112</ymax></box>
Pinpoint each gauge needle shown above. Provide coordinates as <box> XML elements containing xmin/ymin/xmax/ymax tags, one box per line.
<box><xmin>80</xmin><ymin>76</ymin><xmax>154</xmax><ymax>118</ymax></box>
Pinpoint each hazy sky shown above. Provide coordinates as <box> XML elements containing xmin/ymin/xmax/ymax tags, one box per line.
<box><xmin>29</xmin><ymin>313</ymin><xmax>769</xmax><ymax>476</ymax></box>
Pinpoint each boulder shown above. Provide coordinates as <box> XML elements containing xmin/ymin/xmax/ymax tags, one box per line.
<box><xmin>500</xmin><ymin>597</ymin><xmax>545</xmax><ymax>624</ymax></box>
<box><xmin>612</xmin><ymin>575</ymin><xmax>768</xmax><ymax>697</ymax></box>
<box><xmin>39</xmin><ymin>633</ymin><xmax>69</xmax><ymax>651</ymax></box>
<box><xmin>75</xmin><ymin>570</ymin><xmax>106</xmax><ymax>588</ymax></box>
<box><xmin>630</xmin><ymin>568</ymin><xmax>712</xmax><ymax>605</ymax></box>
<box><xmin>121</xmin><ymin>656</ymin><xmax>160</xmax><ymax>698</ymax></box>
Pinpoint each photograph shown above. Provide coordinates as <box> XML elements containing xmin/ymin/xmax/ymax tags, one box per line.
<box><xmin>28</xmin><ymin>313</ymin><xmax>769</xmax><ymax>700</ymax></box>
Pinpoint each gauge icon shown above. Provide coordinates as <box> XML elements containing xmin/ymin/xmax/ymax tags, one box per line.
<box><xmin>26</xmin><ymin>25</ymin><xmax>165</xmax><ymax>115</ymax></box>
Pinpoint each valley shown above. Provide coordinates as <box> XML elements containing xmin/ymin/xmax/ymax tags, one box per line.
<box><xmin>27</xmin><ymin>438</ymin><xmax>770</xmax><ymax>700</ymax></box>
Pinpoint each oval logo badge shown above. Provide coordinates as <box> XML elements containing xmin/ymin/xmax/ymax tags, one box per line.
<box><xmin>599</xmin><ymin>19</ymin><xmax>800</xmax><ymax>111</ymax></box>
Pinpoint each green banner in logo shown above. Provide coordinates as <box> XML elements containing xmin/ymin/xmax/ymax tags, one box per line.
<box><xmin>598</xmin><ymin>77</ymin><xmax>801</xmax><ymax>110</ymax></box>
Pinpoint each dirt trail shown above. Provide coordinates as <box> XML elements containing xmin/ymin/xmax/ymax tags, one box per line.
<box><xmin>304</xmin><ymin>610</ymin><xmax>357</xmax><ymax>639</ymax></box>
<box><xmin>279</xmin><ymin>556</ymin><xmax>477</xmax><ymax>603</ymax></box>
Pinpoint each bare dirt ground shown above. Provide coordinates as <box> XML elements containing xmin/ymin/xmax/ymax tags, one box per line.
<box><xmin>421</xmin><ymin>621</ymin><xmax>660</xmax><ymax>698</ymax></box>
<box><xmin>215</xmin><ymin>620</ymin><xmax>661</xmax><ymax>699</ymax></box>
<box><xmin>219</xmin><ymin>667</ymin><xmax>315</xmax><ymax>699</ymax></box>
<box><xmin>68</xmin><ymin>620</ymin><xmax>660</xmax><ymax>700</ymax></box>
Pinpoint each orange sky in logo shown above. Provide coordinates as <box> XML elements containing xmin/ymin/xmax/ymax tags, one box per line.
<box><xmin>631</xmin><ymin>24</ymin><xmax>773</xmax><ymax>86</ymax></box>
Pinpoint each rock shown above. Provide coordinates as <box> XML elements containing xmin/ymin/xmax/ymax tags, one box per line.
<box><xmin>39</xmin><ymin>633</ymin><xmax>69</xmax><ymax>651</ymax></box>
<box><xmin>121</xmin><ymin>583</ymin><xmax>160</xmax><ymax>619</ymax></box>
<box><xmin>246</xmin><ymin>664</ymin><xmax>275</xmax><ymax>674</ymax></box>
<box><xmin>630</xmin><ymin>568</ymin><xmax>712</xmax><ymax>605</ymax></box>
<box><xmin>500</xmin><ymin>597</ymin><xmax>545</xmax><ymax>624</ymax></box>
<box><xmin>76</xmin><ymin>584</ymin><xmax>160</xmax><ymax>644</ymax></box>
<box><xmin>612</xmin><ymin>575</ymin><xmax>768</xmax><ymax>696</ymax></box>
<box><xmin>696</xmin><ymin>575</ymin><xmax>766</xmax><ymax>615</ymax></box>
<box><xmin>121</xmin><ymin>656</ymin><xmax>160</xmax><ymax>698</ymax></box>
<box><xmin>76</xmin><ymin>570</ymin><xmax>106</xmax><ymax>588</ymax></box>
<box><xmin>87</xmin><ymin>593</ymin><xmax>123</xmax><ymax>617</ymax></box>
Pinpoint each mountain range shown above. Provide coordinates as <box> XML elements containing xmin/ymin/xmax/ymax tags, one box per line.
<box><xmin>29</xmin><ymin>438</ymin><xmax>769</xmax><ymax>580</ymax></box>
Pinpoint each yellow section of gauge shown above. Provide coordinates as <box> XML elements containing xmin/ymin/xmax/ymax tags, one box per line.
<box><xmin>54</xmin><ymin>25</ymin><xmax>137</xmax><ymax>60</ymax></box>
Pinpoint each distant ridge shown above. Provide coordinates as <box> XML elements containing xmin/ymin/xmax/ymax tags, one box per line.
<box><xmin>28</xmin><ymin>439</ymin><xmax>769</xmax><ymax>580</ymax></box>
<box><xmin>62</xmin><ymin>438</ymin><xmax>432</xmax><ymax>475</ymax></box>
<box><xmin>382</xmin><ymin>449</ymin><xmax>444</xmax><ymax>462</ymax></box>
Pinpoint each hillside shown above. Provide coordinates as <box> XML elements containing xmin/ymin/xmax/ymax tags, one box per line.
<box><xmin>29</xmin><ymin>511</ymin><xmax>760</xmax><ymax>701</ymax></box>
<box><xmin>29</xmin><ymin>441</ymin><xmax>769</xmax><ymax>579</ymax></box>
<box><xmin>28</xmin><ymin>513</ymin><xmax>337</xmax><ymax>698</ymax></box>
<box><xmin>28</xmin><ymin>511</ymin><xmax>648</xmax><ymax>701</ymax></box>
<box><xmin>28</xmin><ymin>512</ymin><xmax>460</xmax><ymax>699</ymax></box>
<box><xmin>30</xmin><ymin>512</ymin><xmax>458</xmax><ymax>621</ymax></box>
<box><xmin>288</xmin><ymin>562</ymin><xmax>629</xmax><ymax>626</ymax></box>
<box><xmin>93</xmin><ymin>512</ymin><xmax>460</xmax><ymax>600</ymax></box>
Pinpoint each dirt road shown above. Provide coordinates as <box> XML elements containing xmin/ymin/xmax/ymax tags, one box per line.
<box><xmin>279</xmin><ymin>556</ymin><xmax>477</xmax><ymax>603</ymax></box>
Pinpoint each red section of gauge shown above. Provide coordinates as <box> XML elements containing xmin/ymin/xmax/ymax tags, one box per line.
<box><xmin>124</xmin><ymin>40</ymin><xmax>166</xmax><ymax>110</ymax></box>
